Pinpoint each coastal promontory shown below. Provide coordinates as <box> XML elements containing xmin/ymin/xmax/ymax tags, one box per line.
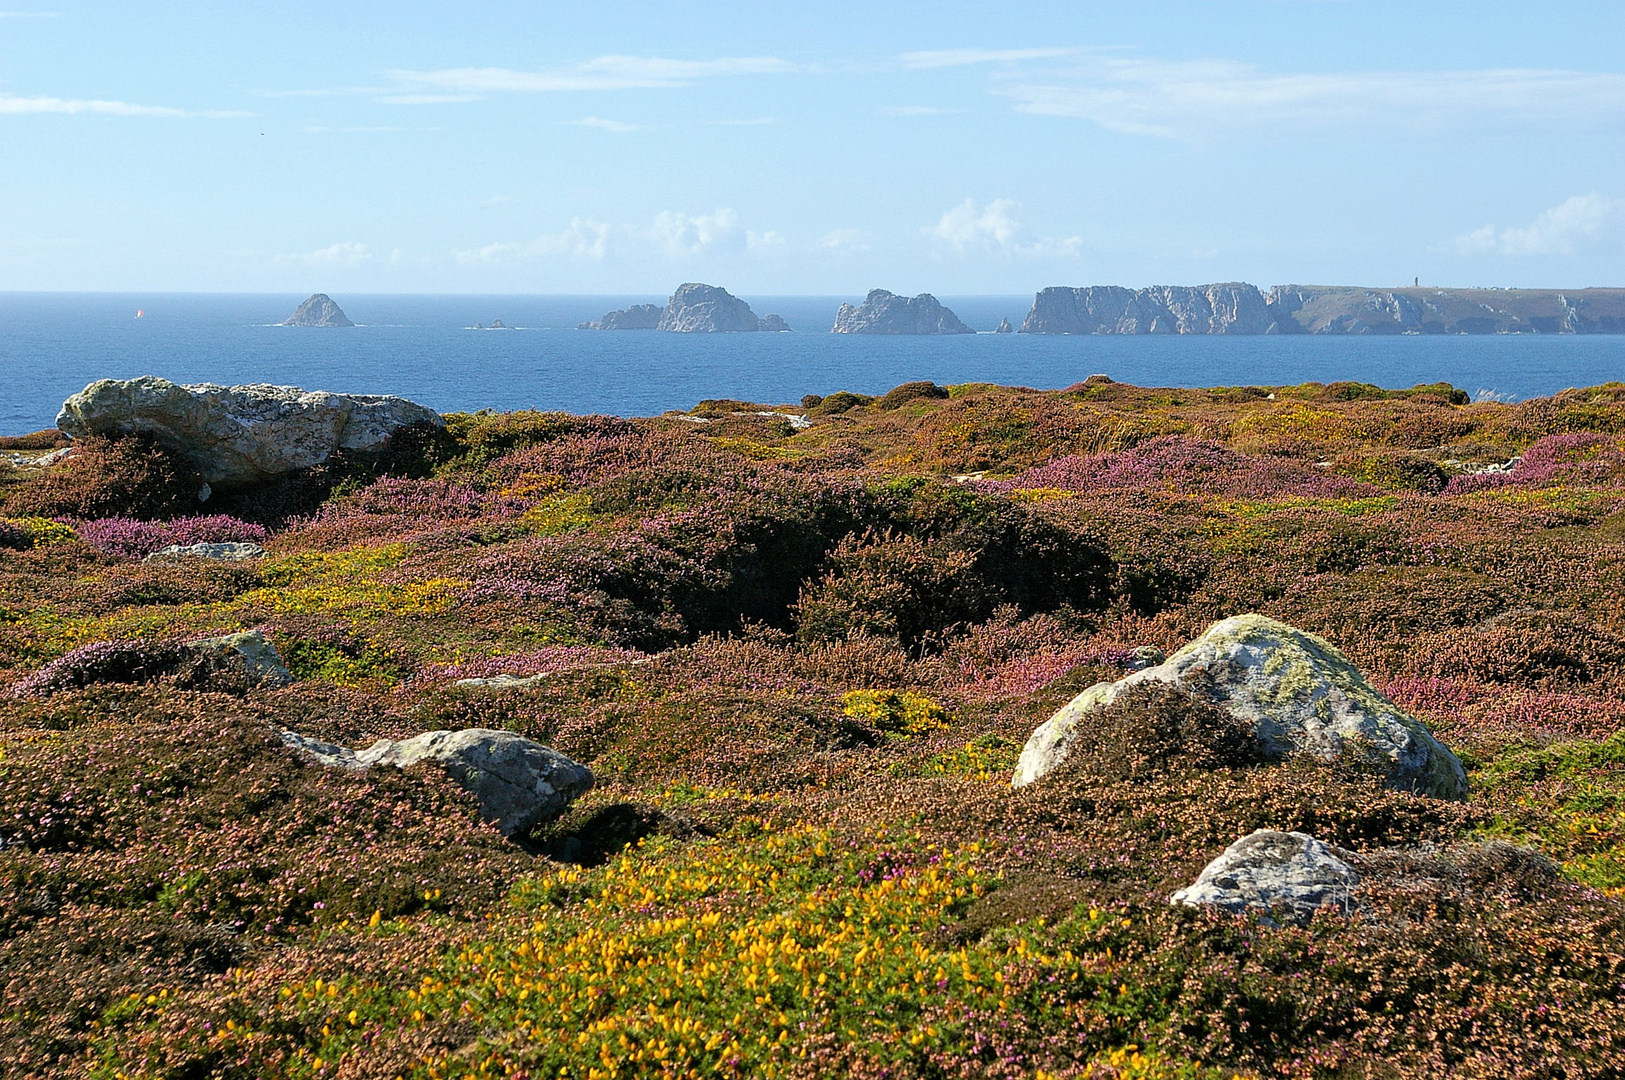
<box><xmin>831</xmin><ymin>289</ymin><xmax>974</xmax><ymax>335</ymax></box>
<box><xmin>280</xmin><ymin>293</ymin><xmax>354</xmax><ymax>328</ymax></box>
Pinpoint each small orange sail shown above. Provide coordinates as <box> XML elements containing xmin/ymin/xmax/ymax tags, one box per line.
<box><xmin>135</xmin><ymin>309</ymin><xmax>144</xmax><ymax>319</ymax></box>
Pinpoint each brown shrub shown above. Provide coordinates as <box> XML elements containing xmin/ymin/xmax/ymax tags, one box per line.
<box><xmin>2</xmin><ymin>434</ymin><xmax>205</xmax><ymax>520</ymax></box>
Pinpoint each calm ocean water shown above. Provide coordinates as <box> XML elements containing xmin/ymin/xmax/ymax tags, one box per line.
<box><xmin>3</xmin><ymin>292</ymin><xmax>1623</xmax><ymax>435</ymax></box>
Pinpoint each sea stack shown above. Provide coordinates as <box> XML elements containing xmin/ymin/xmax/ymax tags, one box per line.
<box><xmin>831</xmin><ymin>290</ymin><xmax>974</xmax><ymax>335</ymax></box>
<box><xmin>282</xmin><ymin>294</ymin><xmax>354</xmax><ymax>328</ymax></box>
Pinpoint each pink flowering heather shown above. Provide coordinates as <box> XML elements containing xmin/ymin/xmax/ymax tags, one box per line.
<box><xmin>75</xmin><ymin>514</ymin><xmax>268</xmax><ymax>559</ymax></box>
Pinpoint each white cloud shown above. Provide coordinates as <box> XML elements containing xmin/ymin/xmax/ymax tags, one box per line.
<box><xmin>573</xmin><ymin>116</ymin><xmax>639</xmax><ymax>133</ymax></box>
<box><xmin>820</xmin><ymin>229</ymin><xmax>872</xmax><ymax>254</ymax></box>
<box><xmin>374</xmin><ymin>94</ymin><xmax>480</xmax><ymax>105</ymax></box>
<box><xmin>385</xmin><ymin>55</ymin><xmax>794</xmax><ymax>96</ymax></box>
<box><xmin>902</xmin><ymin>48</ymin><xmax>1076</xmax><ymax>70</ymax></box>
<box><xmin>0</xmin><ymin>93</ymin><xmax>183</xmax><ymax>117</ymax></box>
<box><xmin>1456</xmin><ymin>194</ymin><xmax>1625</xmax><ymax>256</ymax></box>
<box><xmin>302</xmin><ymin>242</ymin><xmax>373</xmax><ymax>266</ymax></box>
<box><xmin>996</xmin><ymin>56</ymin><xmax>1625</xmax><ymax>138</ymax></box>
<box><xmin>746</xmin><ymin>230</ymin><xmax>786</xmax><ymax>250</ymax></box>
<box><xmin>649</xmin><ymin>208</ymin><xmax>741</xmax><ymax>257</ymax></box>
<box><xmin>455</xmin><ymin>219</ymin><xmax>613</xmax><ymax>264</ymax></box>
<box><xmin>926</xmin><ymin>198</ymin><xmax>1081</xmax><ymax>259</ymax></box>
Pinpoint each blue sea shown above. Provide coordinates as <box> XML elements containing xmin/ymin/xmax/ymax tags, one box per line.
<box><xmin>3</xmin><ymin>292</ymin><xmax>1624</xmax><ymax>435</ymax></box>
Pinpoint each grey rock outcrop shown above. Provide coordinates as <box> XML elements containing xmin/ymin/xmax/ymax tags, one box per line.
<box><xmin>189</xmin><ymin>630</ymin><xmax>295</xmax><ymax>688</ymax></box>
<box><xmin>57</xmin><ymin>377</ymin><xmax>444</xmax><ymax>487</ymax></box>
<box><xmin>578</xmin><ymin>303</ymin><xmax>663</xmax><ymax>331</ymax></box>
<box><xmin>1020</xmin><ymin>283</ymin><xmax>1277</xmax><ymax>335</ymax></box>
<box><xmin>1170</xmin><ymin>829</ymin><xmax>1359</xmax><ymax>925</ymax></box>
<box><xmin>144</xmin><ymin>542</ymin><xmax>266</xmax><ymax>562</ymax></box>
<box><xmin>757</xmin><ymin>313</ymin><xmax>793</xmax><ymax>332</ymax></box>
<box><xmin>657</xmin><ymin>284</ymin><xmax>760</xmax><ymax>332</ymax></box>
<box><xmin>994</xmin><ymin>317</ymin><xmax>1014</xmax><ymax>334</ymax></box>
<box><xmin>281</xmin><ymin>727</ymin><xmax>593</xmax><ymax>836</ymax></box>
<box><xmin>281</xmin><ymin>294</ymin><xmax>354</xmax><ymax>327</ymax></box>
<box><xmin>831</xmin><ymin>290</ymin><xmax>974</xmax><ymax>335</ymax></box>
<box><xmin>1013</xmin><ymin>614</ymin><xmax>1467</xmax><ymax>799</ymax></box>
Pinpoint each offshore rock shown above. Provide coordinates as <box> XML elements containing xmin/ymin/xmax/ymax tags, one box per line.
<box><xmin>657</xmin><ymin>283</ymin><xmax>761</xmax><ymax>332</ymax></box>
<box><xmin>757</xmin><ymin>313</ymin><xmax>793</xmax><ymax>332</ymax></box>
<box><xmin>282</xmin><ymin>727</ymin><xmax>593</xmax><ymax>836</ymax></box>
<box><xmin>1170</xmin><ymin>829</ymin><xmax>1360</xmax><ymax>925</ymax></box>
<box><xmin>831</xmin><ymin>289</ymin><xmax>974</xmax><ymax>335</ymax></box>
<box><xmin>578</xmin><ymin>303</ymin><xmax>662</xmax><ymax>331</ymax></box>
<box><xmin>994</xmin><ymin>317</ymin><xmax>1014</xmax><ymax>334</ymax></box>
<box><xmin>281</xmin><ymin>293</ymin><xmax>354</xmax><ymax>327</ymax></box>
<box><xmin>1020</xmin><ymin>283</ymin><xmax>1276</xmax><ymax>334</ymax></box>
<box><xmin>1013</xmin><ymin>614</ymin><xmax>1467</xmax><ymax>799</ymax></box>
<box><xmin>57</xmin><ymin>376</ymin><xmax>444</xmax><ymax>487</ymax></box>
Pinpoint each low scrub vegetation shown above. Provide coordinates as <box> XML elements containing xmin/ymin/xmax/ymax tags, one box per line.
<box><xmin>3</xmin><ymin>379</ymin><xmax>1625</xmax><ymax>1078</ymax></box>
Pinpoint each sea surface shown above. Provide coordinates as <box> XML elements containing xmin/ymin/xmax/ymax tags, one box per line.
<box><xmin>3</xmin><ymin>292</ymin><xmax>1624</xmax><ymax>435</ymax></box>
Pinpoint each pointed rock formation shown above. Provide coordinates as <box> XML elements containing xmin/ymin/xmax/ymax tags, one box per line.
<box><xmin>281</xmin><ymin>293</ymin><xmax>354</xmax><ymax>327</ymax></box>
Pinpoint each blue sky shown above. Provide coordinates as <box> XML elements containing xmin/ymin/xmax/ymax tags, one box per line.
<box><xmin>2</xmin><ymin>1</ymin><xmax>1622</xmax><ymax>294</ymax></box>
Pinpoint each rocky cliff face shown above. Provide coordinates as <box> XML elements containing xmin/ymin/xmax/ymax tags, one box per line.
<box><xmin>1019</xmin><ymin>283</ymin><xmax>1625</xmax><ymax>335</ymax></box>
<box><xmin>831</xmin><ymin>290</ymin><xmax>974</xmax><ymax>335</ymax></box>
<box><xmin>281</xmin><ymin>294</ymin><xmax>353</xmax><ymax>328</ymax></box>
<box><xmin>1019</xmin><ymin>284</ymin><xmax>1276</xmax><ymax>335</ymax></box>
<box><xmin>578</xmin><ymin>303</ymin><xmax>662</xmax><ymax>331</ymax></box>
<box><xmin>1266</xmin><ymin>286</ymin><xmax>1625</xmax><ymax>335</ymax></box>
<box><xmin>657</xmin><ymin>284</ymin><xmax>760</xmax><ymax>332</ymax></box>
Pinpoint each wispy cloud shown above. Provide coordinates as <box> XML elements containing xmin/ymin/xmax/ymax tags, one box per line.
<box><xmin>0</xmin><ymin>94</ymin><xmax>183</xmax><ymax>117</ymax></box>
<box><xmin>455</xmin><ymin>219</ymin><xmax>613</xmax><ymax>264</ymax></box>
<box><xmin>1456</xmin><ymin>194</ymin><xmax>1625</xmax><ymax>256</ymax></box>
<box><xmin>997</xmin><ymin>56</ymin><xmax>1625</xmax><ymax>137</ymax></box>
<box><xmin>926</xmin><ymin>198</ymin><xmax>1080</xmax><ymax>258</ymax></box>
<box><xmin>901</xmin><ymin>48</ymin><xmax>1076</xmax><ymax>70</ymax></box>
<box><xmin>650</xmin><ymin>208</ymin><xmax>742</xmax><ymax>257</ymax></box>
<box><xmin>881</xmin><ymin>105</ymin><xmax>961</xmax><ymax>116</ymax></box>
<box><xmin>820</xmin><ymin>229</ymin><xmax>872</xmax><ymax>254</ymax></box>
<box><xmin>374</xmin><ymin>93</ymin><xmax>480</xmax><ymax>105</ymax></box>
<box><xmin>573</xmin><ymin>116</ymin><xmax>639</xmax><ymax>133</ymax></box>
<box><xmin>711</xmin><ymin>117</ymin><xmax>778</xmax><ymax>126</ymax></box>
<box><xmin>385</xmin><ymin>55</ymin><xmax>795</xmax><ymax>96</ymax></box>
<box><xmin>300</xmin><ymin>242</ymin><xmax>373</xmax><ymax>267</ymax></box>
<box><xmin>456</xmin><ymin>207</ymin><xmax>788</xmax><ymax>266</ymax></box>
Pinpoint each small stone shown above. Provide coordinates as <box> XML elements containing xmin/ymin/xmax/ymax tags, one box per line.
<box><xmin>1170</xmin><ymin>829</ymin><xmax>1359</xmax><ymax>925</ymax></box>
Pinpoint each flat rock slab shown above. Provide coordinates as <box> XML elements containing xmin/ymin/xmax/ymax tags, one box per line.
<box><xmin>282</xmin><ymin>727</ymin><xmax>592</xmax><ymax>837</ymax></box>
<box><xmin>1014</xmin><ymin>613</ymin><xmax>1467</xmax><ymax>799</ymax></box>
<box><xmin>144</xmin><ymin>542</ymin><xmax>266</xmax><ymax>562</ymax></box>
<box><xmin>1171</xmin><ymin>829</ymin><xmax>1359</xmax><ymax>925</ymax></box>
<box><xmin>57</xmin><ymin>376</ymin><xmax>443</xmax><ymax>487</ymax></box>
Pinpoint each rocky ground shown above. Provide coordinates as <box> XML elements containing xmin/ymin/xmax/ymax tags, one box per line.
<box><xmin>2</xmin><ymin>376</ymin><xmax>1624</xmax><ymax>1078</ymax></box>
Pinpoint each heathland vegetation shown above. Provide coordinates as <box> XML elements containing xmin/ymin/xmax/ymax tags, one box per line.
<box><xmin>3</xmin><ymin>376</ymin><xmax>1625</xmax><ymax>1078</ymax></box>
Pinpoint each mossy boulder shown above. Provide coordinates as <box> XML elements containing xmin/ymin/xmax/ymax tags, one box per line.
<box><xmin>1013</xmin><ymin>613</ymin><xmax>1468</xmax><ymax>799</ymax></box>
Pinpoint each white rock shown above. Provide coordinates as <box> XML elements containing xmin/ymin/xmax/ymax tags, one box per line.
<box><xmin>188</xmin><ymin>629</ymin><xmax>294</xmax><ymax>688</ymax></box>
<box><xmin>56</xmin><ymin>377</ymin><xmax>443</xmax><ymax>486</ymax></box>
<box><xmin>144</xmin><ymin>542</ymin><xmax>266</xmax><ymax>562</ymax></box>
<box><xmin>1170</xmin><ymin>829</ymin><xmax>1359</xmax><ymax>925</ymax></box>
<box><xmin>283</xmin><ymin>727</ymin><xmax>592</xmax><ymax>836</ymax></box>
<box><xmin>1013</xmin><ymin>614</ymin><xmax>1467</xmax><ymax>799</ymax></box>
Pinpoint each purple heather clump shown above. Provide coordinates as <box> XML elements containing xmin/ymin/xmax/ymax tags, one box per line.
<box><xmin>989</xmin><ymin>435</ymin><xmax>1373</xmax><ymax>499</ymax></box>
<box><xmin>1443</xmin><ymin>433</ymin><xmax>1625</xmax><ymax>495</ymax></box>
<box><xmin>418</xmin><ymin>645</ymin><xmax>644</xmax><ymax>683</ymax></box>
<box><xmin>75</xmin><ymin>515</ymin><xmax>269</xmax><ymax>559</ymax></box>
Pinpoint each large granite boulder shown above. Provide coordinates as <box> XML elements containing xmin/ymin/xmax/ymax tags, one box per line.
<box><xmin>57</xmin><ymin>377</ymin><xmax>444</xmax><ymax>487</ymax></box>
<box><xmin>282</xmin><ymin>727</ymin><xmax>593</xmax><ymax>836</ymax></box>
<box><xmin>1170</xmin><ymin>829</ymin><xmax>1360</xmax><ymax>925</ymax></box>
<box><xmin>578</xmin><ymin>303</ymin><xmax>663</xmax><ymax>330</ymax></box>
<box><xmin>657</xmin><ymin>283</ymin><xmax>760</xmax><ymax>332</ymax></box>
<box><xmin>831</xmin><ymin>290</ymin><xmax>974</xmax><ymax>334</ymax></box>
<box><xmin>281</xmin><ymin>293</ymin><xmax>354</xmax><ymax>327</ymax></box>
<box><xmin>143</xmin><ymin>541</ymin><xmax>265</xmax><ymax>562</ymax></box>
<box><xmin>1013</xmin><ymin>614</ymin><xmax>1468</xmax><ymax>799</ymax></box>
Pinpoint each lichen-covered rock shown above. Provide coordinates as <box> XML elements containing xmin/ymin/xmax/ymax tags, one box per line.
<box><xmin>56</xmin><ymin>376</ymin><xmax>444</xmax><ymax>486</ymax></box>
<box><xmin>187</xmin><ymin>630</ymin><xmax>294</xmax><ymax>688</ymax></box>
<box><xmin>1014</xmin><ymin>614</ymin><xmax>1468</xmax><ymax>798</ymax></box>
<box><xmin>143</xmin><ymin>541</ymin><xmax>266</xmax><ymax>562</ymax></box>
<box><xmin>1170</xmin><ymin>829</ymin><xmax>1359</xmax><ymax>925</ymax></box>
<box><xmin>831</xmin><ymin>290</ymin><xmax>974</xmax><ymax>335</ymax></box>
<box><xmin>657</xmin><ymin>284</ymin><xmax>760</xmax><ymax>332</ymax></box>
<box><xmin>281</xmin><ymin>293</ymin><xmax>354</xmax><ymax>327</ymax></box>
<box><xmin>282</xmin><ymin>727</ymin><xmax>593</xmax><ymax>836</ymax></box>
